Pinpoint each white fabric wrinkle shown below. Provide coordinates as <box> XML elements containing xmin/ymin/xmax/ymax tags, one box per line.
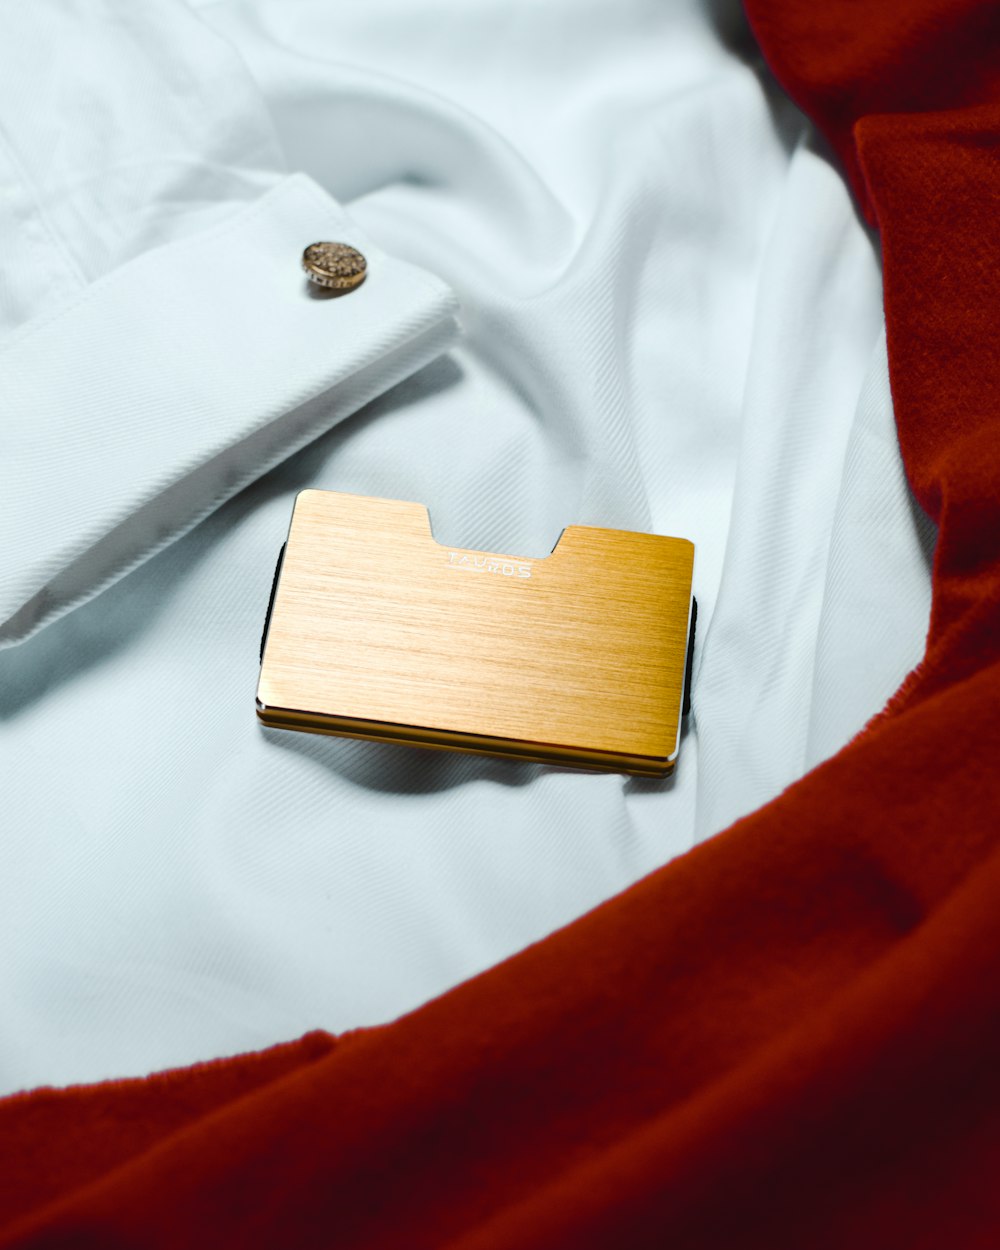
<box><xmin>804</xmin><ymin>334</ymin><xmax>936</xmax><ymax>766</ymax></box>
<box><xmin>693</xmin><ymin>140</ymin><xmax>885</xmax><ymax>839</ymax></box>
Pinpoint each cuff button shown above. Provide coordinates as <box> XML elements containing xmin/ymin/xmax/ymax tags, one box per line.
<box><xmin>301</xmin><ymin>241</ymin><xmax>367</xmax><ymax>292</ymax></box>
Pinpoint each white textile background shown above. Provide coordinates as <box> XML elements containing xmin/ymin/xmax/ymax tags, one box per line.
<box><xmin>0</xmin><ymin>0</ymin><xmax>934</xmax><ymax>1093</ymax></box>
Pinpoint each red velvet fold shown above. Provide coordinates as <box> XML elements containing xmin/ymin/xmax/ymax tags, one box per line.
<box><xmin>4</xmin><ymin>1</ymin><xmax>1000</xmax><ymax>1245</ymax></box>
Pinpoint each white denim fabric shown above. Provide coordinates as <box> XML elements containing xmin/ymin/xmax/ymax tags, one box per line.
<box><xmin>0</xmin><ymin>0</ymin><xmax>934</xmax><ymax>1094</ymax></box>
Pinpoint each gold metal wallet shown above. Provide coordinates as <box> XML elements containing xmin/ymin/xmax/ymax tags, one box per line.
<box><xmin>256</xmin><ymin>490</ymin><xmax>695</xmax><ymax>777</ymax></box>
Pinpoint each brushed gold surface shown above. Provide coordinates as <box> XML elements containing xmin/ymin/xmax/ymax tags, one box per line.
<box><xmin>257</xmin><ymin>490</ymin><xmax>694</xmax><ymax>776</ymax></box>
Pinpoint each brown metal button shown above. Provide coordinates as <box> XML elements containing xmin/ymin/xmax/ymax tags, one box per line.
<box><xmin>301</xmin><ymin>242</ymin><xmax>367</xmax><ymax>292</ymax></box>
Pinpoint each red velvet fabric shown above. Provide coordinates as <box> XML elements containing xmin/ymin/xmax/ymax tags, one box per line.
<box><xmin>4</xmin><ymin>1</ymin><xmax>1000</xmax><ymax>1245</ymax></box>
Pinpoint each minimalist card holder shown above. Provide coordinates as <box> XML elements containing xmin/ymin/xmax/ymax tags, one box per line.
<box><xmin>257</xmin><ymin>490</ymin><xmax>695</xmax><ymax>777</ymax></box>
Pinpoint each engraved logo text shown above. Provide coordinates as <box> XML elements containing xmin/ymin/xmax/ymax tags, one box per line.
<box><xmin>446</xmin><ymin>551</ymin><xmax>531</xmax><ymax>579</ymax></box>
